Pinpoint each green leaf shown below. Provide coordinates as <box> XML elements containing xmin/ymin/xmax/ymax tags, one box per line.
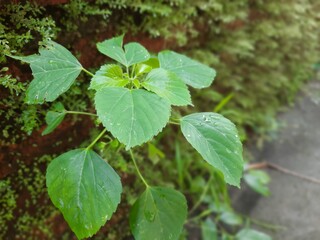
<box><xmin>235</xmin><ymin>229</ymin><xmax>272</xmax><ymax>240</ymax></box>
<box><xmin>201</xmin><ymin>218</ymin><xmax>218</xmax><ymax>240</ymax></box>
<box><xmin>148</xmin><ymin>142</ymin><xmax>165</xmax><ymax>165</ymax></box>
<box><xmin>143</xmin><ymin>68</ymin><xmax>192</xmax><ymax>106</ymax></box>
<box><xmin>95</xmin><ymin>87</ymin><xmax>171</xmax><ymax>149</ymax></box>
<box><xmin>10</xmin><ymin>41</ymin><xmax>82</xmax><ymax>104</ymax></box>
<box><xmin>97</xmin><ymin>35</ymin><xmax>150</xmax><ymax>67</ymax></box>
<box><xmin>180</xmin><ymin>112</ymin><xmax>243</xmax><ymax>186</ymax></box>
<box><xmin>244</xmin><ymin>170</ymin><xmax>270</xmax><ymax>196</ymax></box>
<box><xmin>42</xmin><ymin>111</ymin><xmax>66</xmax><ymax>135</ymax></box>
<box><xmin>124</xmin><ymin>43</ymin><xmax>150</xmax><ymax>66</ymax></box>
<box><xmin>89</xmin><ymin>64</ymin><xmax>129</xmax><ymax>90</ymax></box>
<box><xmin>130</xmin><ymin>187</ymin><xmax>187</xmax><ymax>240</ymax></box>
<box><xmin>219</xmin><ymin>211</ymin><xmax>242</xmax><ymax>226</ymax></box>
<box><xmin>46</xmin><ymin>149</ymin><xmax>122</xmax><ymax>239</ymax></box>
<box><xmin>158</xmin><ymin>50</ymin><xmax>216</xmax><ymax>89</ymax></box>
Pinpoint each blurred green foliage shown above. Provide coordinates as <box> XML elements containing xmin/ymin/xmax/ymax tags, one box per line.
<box><xmin>0</xmin><ymin>0</ymin><xmax>319</xmax><ymax>239</ymax></box>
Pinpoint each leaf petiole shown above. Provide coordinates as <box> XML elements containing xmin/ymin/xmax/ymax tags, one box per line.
<box><xmin>86</xmin><ymin>128</ymin><xmax>108</xmax><ymax>150</ymax></box>
<box><xmin>130</xmin><ymin>149</ymin><xmax>149</xmax><ymax>188</ymax></box>
<box><xmin>82</xmin><ymin>68</ymin><xmax>95</xmax><ymax>77</ymax></box>
<box><xmin>65</xmin><ymin>110</ymin><xmax>97</xmax><ymax>117</ymax></box>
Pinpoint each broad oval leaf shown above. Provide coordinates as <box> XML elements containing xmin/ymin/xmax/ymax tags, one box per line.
<box><xmin>158</xmin><ymin>50</ymin><xmax>216</xmax><ymax>89</ymax></box>
<box><xmin>46</xmin><ymin>149</ymin><xmax>122</xmax><ymax>239</ymax></box>
<box><xmin>97</xmin><ymin>35</ymin><xmax>150</xmax><ymax>67</ymax></box>
<box><xmin>89</xmin><ymin>64</ymin><xmax>129</xmax><ymax>90</ymax></box>
<box><xmin>143</xmin><ymin>68</ymin><xmax>192</xmax><ymax>106</ymax></box>
<box><xmin>95</xmin><ymin>87</ymin><xmax>171</xmax><ymax>149</ymax></box>
<box><xmin>180</xmin><ymin>112</ymin><xmax>243</xmax><ymax>186</ymax></box>
<box><xmin>130</xmin><ymin>187</ymin><xmax>187</xmax><ymax>240</ymax></box>
<box><xmin>11</xmin><ymin>41</ymin><xmax>82</xmax><ymax>104</ymax></box>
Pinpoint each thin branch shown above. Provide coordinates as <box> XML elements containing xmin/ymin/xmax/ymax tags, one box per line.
<box><xmin>247</xmin><ymin>161</ymin><xmax>320</xmax><ymax>185</ymax></box>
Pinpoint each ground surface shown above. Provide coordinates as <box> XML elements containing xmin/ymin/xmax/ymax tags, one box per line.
<box><xmin>247</xmin><ymin>80</ymin><xmax>320</xmax><ymax>240</ymax></box>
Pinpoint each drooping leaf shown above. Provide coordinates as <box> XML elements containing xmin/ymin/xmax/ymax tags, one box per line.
<box><xmin>97</xmin><ymin>35</ymin><xmax>150</xmax><ymax>67</ymax></box>
<box><xmin>158</xmin><ymin>50</ymin><xmax>216</xmax><ymax>89</ymax></box>
<box><xmin>244</xmin><ymin>170</ymin><xmax>270</xmax><ymax>196</ymax></box>
<box><xmin>89</xmin><ymin>64</ymin><xmax>129</xmax><ymax>90</ymax></box>
<box><xmin>10</xmin><ymin>41</ymin><xmax>82</xmax><ymax>104</ymax></box>
<box><xmin>201</xmin><ymin>218</ymin><xmax>218</xmax><ymax>240</ymax></box>
<box><xmin>219</xmin><ymin>211</ymin><xmax>242</xmax><ymax>226</ymax></box>
<box><xmin>46</xmin><ymin>149</ymin><xmax>122</xmax><ymax>239</ymax></box>
<box><xmin>130</xmin><ymin>187</ymin><xmax>187</xmax><ymax>240</ymax></box>
<box><xmin>95</xmin><ymin>87</ymin><xmax>171</xmax><ymax>149</ymax></box>
<box><xmin>180</xmin><ymin>112</ymin><xmax>243</xmax><ymax>186</ymax></box>
<box><xmin>143</xmin><ymin>68</ymin><xmax>192</xmax><ymax>106</ymax></box>
<box><xmin>235</xmin><ymin>229</ymin><xmax>272</xmax><ymax>240</ymax></box>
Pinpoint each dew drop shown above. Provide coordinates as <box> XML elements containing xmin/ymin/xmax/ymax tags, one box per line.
<box><xmin>187</xmin><ymin>134</ymin><xmax>191</xmax><ymax>138</ymax></box>
<box><xmin>226</xmin><ymin>148</ymin><xmax>232</xmax><ymax>154</ymax></box>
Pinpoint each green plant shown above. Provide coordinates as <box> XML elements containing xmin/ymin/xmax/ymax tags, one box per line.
<box><xmin>9</xmin><ymin>34</ymin><xmax>245</xmax><ymax>239</ymax></box>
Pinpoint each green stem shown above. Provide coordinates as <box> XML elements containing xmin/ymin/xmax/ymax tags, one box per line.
<box><xmin>82</xmin><ymin>68</ymin><xmax>94</xmax><ymax>77</ymax></box>
<box><xmin>130</xmin><ymin>149</ymin><xmax>149</xmax><ymax>188</ymax></box>
<box><xmin>188</xmin><ymin>209</ymin><xmax>214</xmax><ymax>223</ymax></box>
<box><xmin>189</xmin><ymin>175</ymin><xmax>213</xmax><ymax>214</ymax></box>
<box><xmin>169</xmin><ymin>121</ymin><xmax>180</xmax><ymax>125</ymax></box>
<box><xmin>86</xmin><ymin>128</ymin><xmax>107</xmax><ymax>150</ymax></box>
<box><xmin>65</xmin><ymin>110</ymin><xmax>97</xmax><ymax>117</ymax></box>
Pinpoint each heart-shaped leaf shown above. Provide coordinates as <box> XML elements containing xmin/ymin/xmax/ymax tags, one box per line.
<box><xmin>143</xmin><ymin>68</ymin><xmax>192</xmax><ymax>106</ymax></box>
<box><xmin>46</xmin><ymin>149</ymin><xmax>122</xmax><ymax>239</ymax></box>
<box><xmin>158</xmin><ymin>50</ymin><xmax>216</xmax><ymax>89</ymax></box>
<box><xmin>130</xmin><ymin>187</ymin><xmax>187</xmax><ymax>240</ymax></box>
<box><xmin>180</xmin><ymin>112</ymin><xmax>243</xmax><ymax>186</ymax></box>
<box><xmin>10</xmin><ymin>41</ymin><xmax>82</xmax><ymax>104</ymax></box>
<box><xmin>95</xmin><ymin>87</ymin><xmax>171</xmax><ymax>149</ymax></box>
<box><xmin>97</xmin><ymin>35</ymin><xmax>150</xmax><ymax>67</ymax></box>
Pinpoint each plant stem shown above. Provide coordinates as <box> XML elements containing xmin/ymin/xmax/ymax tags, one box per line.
<box><xmin>130</xmin><ymin>149</ymin><xmax>149</xmax><ymax>188</ymax></box>
<box><xmin>189</xmin><ymin>175</ymin><xmax>212</xmax><ymax>214</ymax></box>
<box><xmin>82</xmin><ymin>68</ymin><xmax>94</xmax><ymax>77</ymax></box>
<box><xmin>188</xmin><ymin>209</ymin><xmax>214</xmax><ymax>223</ymax></box>
<box><xmin>86</xmin><ymin>128</ymin><xmax>107</xmax><ymax>150</ymax></box>
<box><xmin>169</xmin><ymin>121</ymin><xmax>180</xmax><ymax>125</ymax></box>
<box><xmin>65</xmin><ymin>110</ymin><xmax>97</xmax><ymax>117</ymax></box>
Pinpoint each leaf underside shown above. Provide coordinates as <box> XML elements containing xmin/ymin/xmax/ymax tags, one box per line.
<box><xmin>130</xmin><ymin>187</ymin><xmax>188</xmax><ymax>240</ymax></box>
<box><xmin>46</xmin><ymin>149</ymin><xmax>122</xmax><ymax>239</ymax></box>
<box><xmin>180</xmin><ymin>112</ymin><xmax>243</xmax><ymax>186</ymax></box>
<box><xmin>95</xmin><ymin>87</ymin><xmax>171</xmax><ymax>149</ymax></box>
